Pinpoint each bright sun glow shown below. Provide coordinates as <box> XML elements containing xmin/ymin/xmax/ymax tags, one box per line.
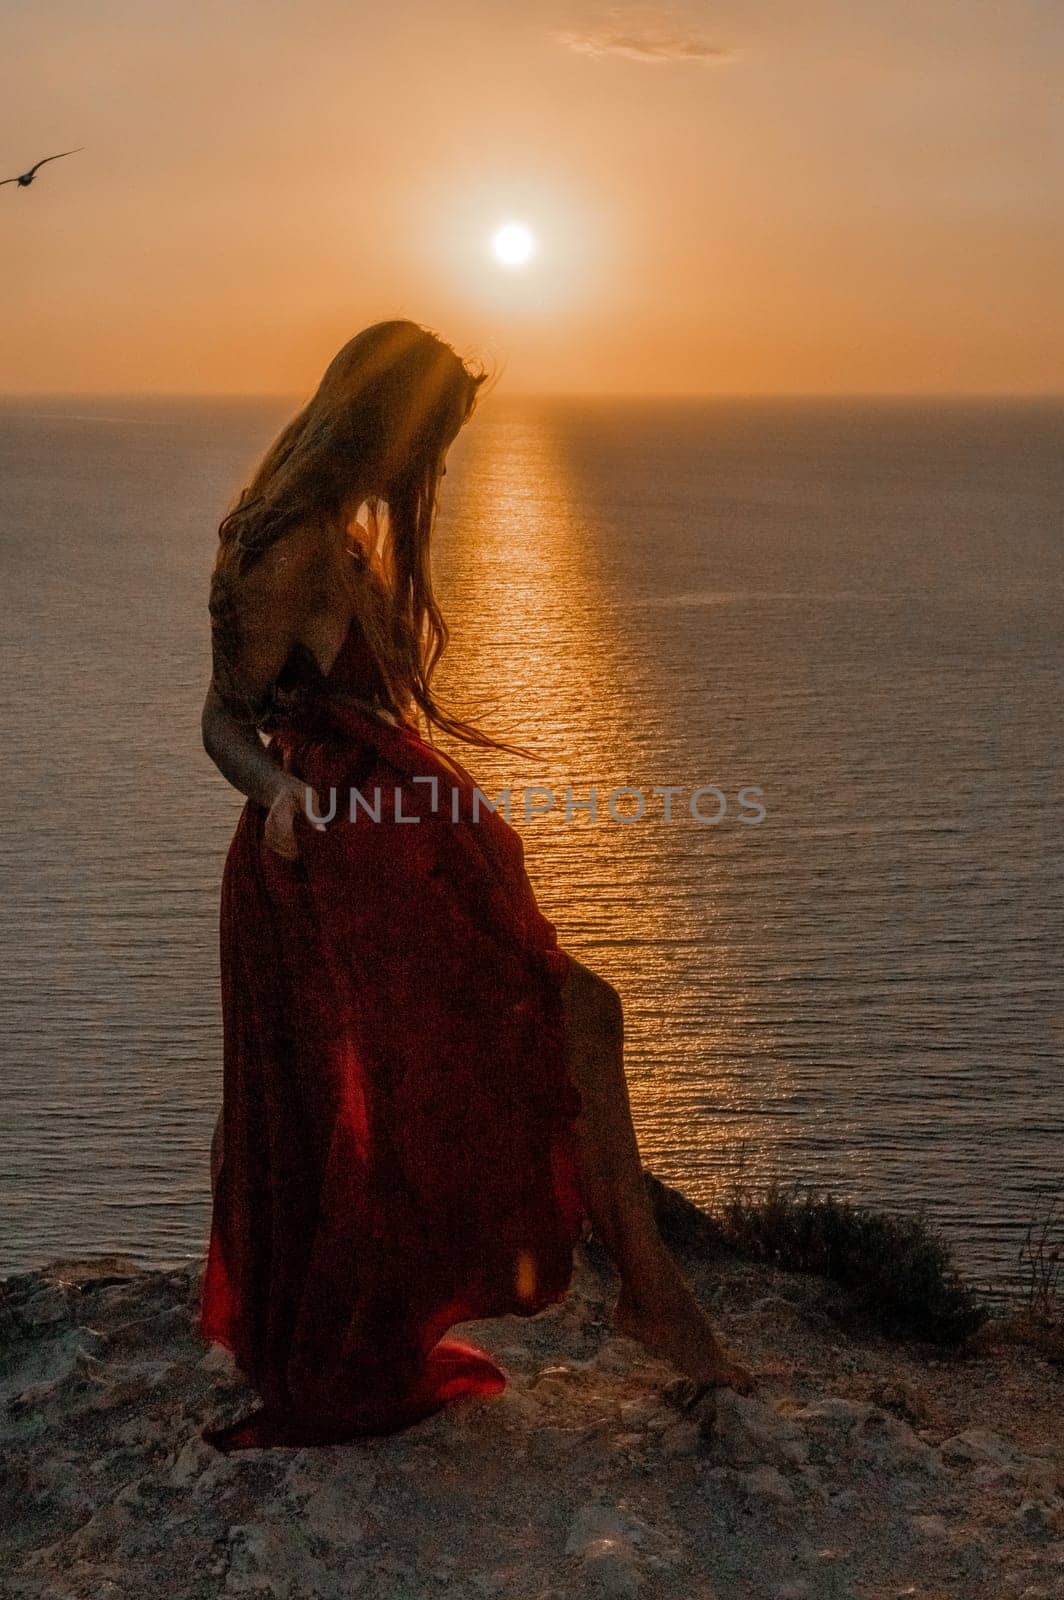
<box><xmin>492</xmin><ymin>221</ymin><xmax>536</xmax><ymax>267</ymax></box>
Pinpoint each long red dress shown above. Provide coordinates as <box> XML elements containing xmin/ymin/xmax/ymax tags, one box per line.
<box><xmin>197</xmin><ymin>613</ymin><xmax>586</xmax><ymax>1450</ymax></box>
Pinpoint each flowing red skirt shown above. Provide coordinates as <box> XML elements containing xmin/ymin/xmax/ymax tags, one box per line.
<box><xmin>196</xmin><ymin>688</ymin><xmax>586</xmax><ymax>1450</ymax></box>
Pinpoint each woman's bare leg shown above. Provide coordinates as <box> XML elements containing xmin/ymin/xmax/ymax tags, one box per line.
<box><xmin>559</xmin><ymin>957</ymin><xmax>754</xmax><ymax>1394</ymax></box>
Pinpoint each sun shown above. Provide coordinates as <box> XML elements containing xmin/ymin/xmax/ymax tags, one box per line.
<box><xmin>491</xmin><ymin>221</ymin><xmax>536</xmax><ymax>268</ymax></box>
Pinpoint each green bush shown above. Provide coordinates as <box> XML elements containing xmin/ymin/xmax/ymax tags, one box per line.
<box><xmin>643</xmin><ymin>1169</ymin><xmax>988</xmax><ymax>1347</ymax></box>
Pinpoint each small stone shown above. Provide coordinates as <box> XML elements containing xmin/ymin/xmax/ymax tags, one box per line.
<box><xmin>1021</xmin><ymin>1459</ymin><xmax>1062</xmax><ymax>1501</ymax></box>
<box><xmin>659</xmin><ymin>1419</ymin><xmax>700</xmax><ymax>1459</ymax></box>
<box><xmin>828</xmin><ymin>1489</ymin><xmax>858</xmax><ymax>1514</ymax></box>
<box><xmin>699</xmin><ymin>1465</ymin><xmax>736</xmax><ymax>1490</ymax></box>
<box><xmin>1017</xmin><ymin>1500</ymin><xmax>1058</xmax><ymax>1545</ymax></box>
<box><xmin>167</xmin><ymin>1434</ymin><xmax>216</xmax><ymax>1486</ymax></box>
<box><xmin>618</xmin><ymin>1396</ymin><xmax>660</xmax><ymax>1427</ymax></box>
<box><xmin>225</xmin><ymin>1523</ymin><xmax>291</xmax><ymax>1598</ymax></box>
<box><xmin>529</xmin><ymin>1365</ymin><xmax>586</xmax><ymax>1403</ymax></box>
<box><xmin>712</xmin><ymin>1391</ymin><xmax>809</xmax><ymax>1469</ymax></box>
<box><xmin>865</xmin><ymin>1379</ymin><xmax>928</xmax><ymax>1427</ymax></box>
<box><xmin>565</xmin><ymin>1504</ymin><xmax>632</xmax><ymax>1557</ymax></box>
<box><xmin>199</xmin><ymin>1344</ymin><xmax>237</xmax><ymax>1375</ymax></box>
<box><xmin>739</xmin><ymin>1465</ymin><xmax>795</xmax><ymax>1505</ymax></box>
<box><xmin>791</xmin><ymin>1397</ymin><xmax>870</xmax><ymax>1431</ymax></box>
<box><xmin>939</xmin><ymin>1427</ymin><xmax>1024</xmax><ymax>1469</ymax></box>
<box><xmin>580</xmin><ymin>1539</ymin><xmax>642</xmax><ymax>1599</ymax></box>
<box><xmin>302</xmin><ymin>1479</ymin><xmax>366</xmax><ymax>1545</ymax></box>
<box><xmin>532</xmin><ymin>1363</ymin><xmax>579</xmax><ymax>1385</ymax></box>
<box><xmin>910</xmin><ymin>1513</ymin><xmax>948</xmax><ymax>1540</ymax></box>
<box><xmin>22</xmin><ymin>1286</ymin><xmax>71</xmax><ymax>1328</ymax></box>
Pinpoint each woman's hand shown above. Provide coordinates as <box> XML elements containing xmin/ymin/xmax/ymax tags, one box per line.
<box><xmin>263</xmin><ymin>772</ymin><xmax>328</xmax><ymax>860</ymax></box>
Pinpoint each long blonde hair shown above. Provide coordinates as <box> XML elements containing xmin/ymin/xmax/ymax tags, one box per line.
<box><xmin>209</xmin><ymin>319</ymin><xmax>534</xmax><ymax>758</ymax></box>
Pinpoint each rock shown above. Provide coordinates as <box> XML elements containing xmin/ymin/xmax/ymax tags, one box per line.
<box><xmin>738</xmin><ymin>1465</ymin><xmax>795</xmax><ymax>1505</ymax></box>
<box><xmin>529</xmin><ymin>1364</ymin><xmax>587</xmax><ymax>1402</ymax></box>
<box><xmin>864</xmin><ymin>1379</ymin><xmax>929</xmax><ymax>1427</ymax></box>
<box><xmin>199</xmin><ymin>1344</ymin><xmax>238</xmax><ymax>1375</ymax></box>
<box><xmin>909</xmin><ymin>1513</ymin><xmax>948</xmax><ymax>1540</ymax></box>
<box><xmin>225</xmin><ymin>1523</ymin><xmax>291</xmax><ymax>1597</ymax></box>
<box><xmin>618</xmin><ymin>1396</ymin><xmax>661</xmax><ymax>1428</ymax></box>
<box><xmin>658</xmin><ymin>1419</ymin><xmax>701</xmax><ymax>1459</ymax></box>
<box><xmin>594</xmin><ymin>1342</ymin><xmax>649</xmax><ymax>1376</ymax></box>
<box><xmin>712</xmin><ymin>1392</ymin><xmax>809</xmax><ymax>1470</ymax></box>
<box><xmin>166</xmin><ymin>1433</ymin><xmax>216</xmax><ymax>1486</ymax></box>
<box><xmin>1021</xmin><ymin>1459</ymin><xmax>1063</xmax><ymax>1502</ymax></box>
<box><xmin>190</xmin><ymin>1454</ymin><xmax>239</xmax><ymax>1504</ymax></box>
<box><xmin>801</xmin><ymin>1546</ymin><xmax>848</xmax><ymax>1567</ymax></box>
<box><xmin>4</xmin><ymin>1236</ymin><xmax>1059</xmax><ymax>1600</ymax></box>
<box><xmin>487</xmin><ymin>1385</ymin><xmax>542</xmax><ymax>1428</ymax></box>
<box><xmin>634</xmin><ymin>1407</ymin><xmax>674</xmax><ymax>1438</ymax></box>
<box><xmin>611</xmin><ymin>1431</ymin><xmax>647</xmax><ymax>1453</ymax></box>
<box><xmin>580</xmin><ymin>1539</ymin><xmax>643</xmax><ymax>1599</ymax></box>
<box><xmin>947</xmin><ymin>1532</ymin><xmax>991</xmax><ymax>1584</ymax></box>
<box><xmin>856</xmin><ymin>1410</ymin><xmax>942</xmax><ymax>1474</ymax></box>
<box><xmin>1017</xmin><ymin>1500</ymin><xmax>1059</xmax><ymax>1545</ymax></box>
<box><xmin>532</xmin><ymin>1363</ymin><xmax>581</xmax><ymax>1386</ymax></box>
<box><xmin>565</xmin><ymin>1504</ymin><xmax>636</xmax><ymax>1557</ymax></box>
<box><xmin>790</xmin><ymin>1397</ymin><xmax>871</xmax><ymax>1432</ymax></box>
<box><xmin>699</xmin><ymin>1464</ymin><xmax>737</xmax><ymax>1492</ymax></box>
<box><xmin>20</xmin><ymin>1285</ymin><xmax>73</xmax><ymax>1330</ymax></box>
<box><xmin>565</xmin><ymin>1505</ymin><xmax>647</xmax><ymax>1598</ymax></box>
<box><xmin>939</xmin><ymin>1427</ymin><xmax>1025</xmax><ymax>1469</ymax></box>
<box><xmin>301</xmin><ymin>1479</ymin><xmax>367</xmax><ymax>1545</ymax></box>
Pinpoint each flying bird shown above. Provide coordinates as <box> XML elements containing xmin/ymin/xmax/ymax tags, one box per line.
<box><xmin>1</xmin><ymin>148</ymin><xmax>84</xmax><ymax>189</ymax></box>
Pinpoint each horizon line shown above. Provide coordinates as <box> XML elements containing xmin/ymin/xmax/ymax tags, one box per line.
<box><xmin>1</xmin><ymin>387</ymin><xmax>1062</xmax><ymax>404</ymax></box>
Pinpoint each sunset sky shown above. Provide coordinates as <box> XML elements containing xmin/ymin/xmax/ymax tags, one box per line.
<box><xmin>3</xmin><ymin>0</ymin><xmax>1061</xmax><ymax>396</ymax></box>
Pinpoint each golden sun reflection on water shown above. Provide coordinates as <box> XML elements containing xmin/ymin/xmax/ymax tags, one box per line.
<box><xmin>430</xmin><ymin>403</ymin><xmax>785</xmax><ymax>1199</ymax></box>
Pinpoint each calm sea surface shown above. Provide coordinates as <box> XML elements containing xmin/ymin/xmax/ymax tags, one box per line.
<box><xmin>1</xmin><ymin>394</ymin><xmax>1061</xmax><ymax>1293</ymax></box>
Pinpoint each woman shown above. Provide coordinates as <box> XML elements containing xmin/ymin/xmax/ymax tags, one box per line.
<box><xmin>197</xmin><ymin>319</ymin><xmax>753</xmax><ymax>1450</ymax></box>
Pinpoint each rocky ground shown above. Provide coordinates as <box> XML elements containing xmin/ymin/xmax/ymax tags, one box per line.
<box><xmin>2</xmin><ymin>1192</ymin><xmax>1062</xmax><ymax>1600</ymax></box>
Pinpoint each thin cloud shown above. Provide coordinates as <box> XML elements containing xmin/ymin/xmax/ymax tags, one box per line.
<box><xmin>553</xmin><ymin>13</ymin><xmax>734</xmax><ymax>64</ymax></box>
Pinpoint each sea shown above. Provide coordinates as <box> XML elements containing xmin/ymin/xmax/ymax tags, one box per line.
<box><xmin>1</xmin><ymin>393</ymin><xmax>1061</xmax><ymax>1296</ymax></box>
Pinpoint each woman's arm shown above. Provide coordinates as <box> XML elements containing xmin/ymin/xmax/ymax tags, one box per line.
<box><xmin>202</xmin><ymin>525</ymin><xmax>328</xmax><ymax>857</ymax></box>
<box><xmin>200</xmin><ymin>683</ymin><xmax>293</xmax><ymax>810</ymax></box>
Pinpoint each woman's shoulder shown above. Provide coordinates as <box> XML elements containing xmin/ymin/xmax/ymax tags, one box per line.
<box><xmin>210</xmin><ymin>518</ymin><xmax>340</xmax><ymax>648</ymax></box>
<box><xmin>208</xmin><ymin>517</ymin><xmax>338</xmax><ymax>722</ymax></box>
<box><xmin>233</xmin><ymin>516</ymin><xmax>334</xmax><ymax>600</ymax></box>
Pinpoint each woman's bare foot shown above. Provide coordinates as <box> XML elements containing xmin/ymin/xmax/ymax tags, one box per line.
<box><xmin>612</xmin><ymin>1279</ymin><xmax>756</xmax><ymax>1396</ymax></box>
<box><xmin>557</xmin><ymin>958</ymin><xmax>756</xmax><ymax>1397</ymax></box>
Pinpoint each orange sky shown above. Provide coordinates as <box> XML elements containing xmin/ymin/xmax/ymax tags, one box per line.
<box><xmin>2</xmin><ymin>0</ymin><xmax>1062</xmax><ymax>395</ymax></box>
